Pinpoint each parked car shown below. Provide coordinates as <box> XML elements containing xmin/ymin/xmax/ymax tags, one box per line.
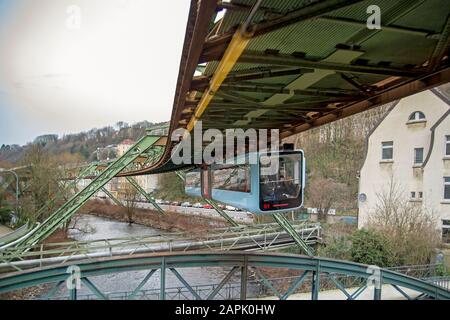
<box><xmin>181</xmin><ymin>202</ymin><xmax>192</xmax><ymax>207</ymax></box>
<box><xmin>155</xmin><ymin>199</ymin><xmax>163</xmax><ymax>204</ymax></box>
<box><xmin>171</xmin><ymin>201</ymin><xmax>181</xmax><ymax>206</ymax></box>
<box><xmin>203</xmin><ymin>204</ymin><xmax>213</xmax><ymax>209</ymax></box>
<box><xmin>192</xmin><ymin>203</ymin><xmax>203</xmax><ymax>208</ymax></box>
<box><xmin>217</xmin><ymin>204</ymin><xmax>226</xmax><ymax>210</ymax></box>
<box><xmin>225</xmin><ymin>205</ymin><xmax>238</xmax><ymax>211</ymax></box>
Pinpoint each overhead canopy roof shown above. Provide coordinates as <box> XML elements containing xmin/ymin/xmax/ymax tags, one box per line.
<box><xmin>141</xmin><ymin>0</ymin><xmax>450</xmax><ymax>174</ymax></box>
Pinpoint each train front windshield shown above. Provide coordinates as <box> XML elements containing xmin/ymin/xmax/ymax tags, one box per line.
<box><xmin>259</xmin><ymin>152</ymin><xmax>303</xmax><ymax>211</ymax></box>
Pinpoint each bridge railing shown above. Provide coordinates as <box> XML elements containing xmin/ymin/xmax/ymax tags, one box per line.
<box><xmin>46</xmin><ymin>265</ymin><xmax>450</xmax><ymax>301</ymax></box>
<box><xmin>1</xmin><ymin>252</ymin><xmax>448</xmax><ymax>300</ymax></box>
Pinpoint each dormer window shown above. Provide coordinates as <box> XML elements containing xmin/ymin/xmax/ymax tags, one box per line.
<box><xmin>408</xmin><ymin>111</ymin><xmax>426</xmax><ymax>122</ymax></box>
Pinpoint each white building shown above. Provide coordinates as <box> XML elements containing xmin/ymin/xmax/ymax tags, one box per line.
<box><xmin>358</xmin><ymin>88</ymin><xmax>450</xmax><ymax>243</ymax></box>
<box><xmin>113</xmin><ymin>139</ymin><xmax>160</xmax><ymax>199</ymax></box>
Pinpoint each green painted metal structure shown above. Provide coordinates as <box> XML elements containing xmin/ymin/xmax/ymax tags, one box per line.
<box><xmin>100</xmin><ymin>187</ymin><xmax>123</xmax><ymax>207</ymax></box>
<box><xmin>1</xmin><ymin>2</ymin><xmax>450</xmax><ymax>296</ymax></box>
<box><xmin>0</xmin><ymin>221</ymin><xmax>321</xmax><ymax>273</ymax></box>
<box><xmin>273</xmin><ymin>213</ymin><xmax>314</xmax><ymax>256</ymax></box>
<box><xmin>125</xmin><ymin>177</ymin><xmax>165</xmax><ymax>215</ymax></box>
<box><xmin>10</xmin><ymin>133</ymin><xmax>164</xmax><ymax>252</ymax></box>
<box><xmin>0</xmin><ymin>252</ymin><xmax>448</xmax><ymax>300</ymax></box>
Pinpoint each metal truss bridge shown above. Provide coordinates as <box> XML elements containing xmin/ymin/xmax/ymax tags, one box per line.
<box><xmin>0</xmin><ymin>221</ymin><xmax>321</xmax><ymax>273</ymax></box>
<box><xmin>0</xmin><ymin>252</ymin><xmax>448</xmax><ymax>300</ymax></box>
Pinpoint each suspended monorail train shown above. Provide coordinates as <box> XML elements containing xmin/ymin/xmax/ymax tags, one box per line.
<box><xmin>185</xmin><ymin>150</ymin><xmax>306</xmax><ymax>214</ymax></box>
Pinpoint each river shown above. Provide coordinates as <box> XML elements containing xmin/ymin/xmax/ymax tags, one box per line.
<box><xmin>47</xmin><ymin>214</ymin><xmax>257</xmax><ymax>300</ymax></box>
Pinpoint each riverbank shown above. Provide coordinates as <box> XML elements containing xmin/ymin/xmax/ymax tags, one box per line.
<box><xmin>79</xmin><ymin>199</ymin><xmax>228</xmax><ymax>233</ymax></box>
<box><xmin>0</xmin><ymin>225</ymin><xmax>12</xmax><ymax>237</ymax></box>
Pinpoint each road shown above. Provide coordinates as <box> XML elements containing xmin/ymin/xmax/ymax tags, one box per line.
<box><xmin>135</xmin><ymin>202</ymin><xmax>254</xmax><ymax>224</ymax></box>
<box><xmin>258</xmin><ymin>284</ymin><xmax>422</xmax><ymax>300</ymax></box>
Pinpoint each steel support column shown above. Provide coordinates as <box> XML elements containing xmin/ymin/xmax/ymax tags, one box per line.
<box><xmin>374</xmin><ymin>287</ymin><xmax>382</xmax><ymax>300</ymax></box>
<box><xmin>240</xmin><ymin>257</ymin><xmax>248</xmax><ymax>300</ymax></box>
<box><xmin>311</xmin><ymin>260</ymin><xmax>321</xmax><ymax>300</ymax></box>
<box><xmin>273</xmin><ymin>213</ymin><xmax>314</xmax><ymax>256</ymax></box>
<box><xmin>175</xmin><ymin>171</ymin><xmax>239</xmax><ymax>227</ymax></box>
<box><xmin>204</xmin><ymin>198</ymin><xmax>239</xmax><ymax>227</ymax></box>
<box><xmin>126</xmin><ymin>177</ymin><xmax>165</xmax><ymax>215</ymax></box>
<box><xmin>69</xmin><ymin>287</ymin><xmax>77</xmax><ymax>301</ymax></box>
<box><xmin>311</xmin><ymin>271</ymin><xmax>319</xmax><ymax>300</ymax></box>
<box><xmin>160</xmin><ymin>257</ymin><xmax>166</xmax><ymax>300</ymax></box>
<box><xmin>101</xmin><ymin>187</ymin><xmax>123</xmax><ymax>207</ymax></box>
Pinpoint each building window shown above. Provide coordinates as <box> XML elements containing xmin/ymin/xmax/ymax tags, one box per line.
<box><xmin>445</xmin><ymin>177</ymin><xmax>450</xmax><ymax>200</ymax></box>
<box><xmin>381</xmin><ymin>141</ymin><xmax>393</xmax><ymax>160</ymax></box>
<box><xmin>443</xmin><ymin>220</ymin><xmax>450</xmax><ymax>244</ymax></box>
<box><xmin>411</xmin><ymin>191</ymin><xmax>416</xmax><ymax>199</ymax></box>
<box><xmin>414</xmin><ymin>148</ymin><xmax>424</xmax><ymax>164</ymax></box>
<box><xmin>408</xmin><ymin>111</ymin><xmax>426</xmax><ymax>122</ymax></box>
<box><xmin>418</xmin><ymin>192</ymin><xmax>423</xmax><ymax>199</ymax></box>
<box><xmin>446</xmin><ymin>135</ymin><xmax>450</xmax><ymax>156</ymax></box>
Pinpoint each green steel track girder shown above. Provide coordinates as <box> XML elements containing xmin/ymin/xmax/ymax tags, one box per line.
<box><xmin>273</xmin><ymin>213</ymin><xmax>314</xmax><ymax>256</ymax></box>
<box><xmin>100</xmin><ymin>187</ymin><xmax>123</xmax><ymax>207</ymax></box>
<box><xmin>175</xmin><ymin>171</ymin><xmax>239</xmax><ymax>227</ymax></box>
<box><xmin>13</xmin><ymin>134</ymin><xmax>163</xmax><ymax>251</ymax></box>
<box><xmin>125</xmin><ymin>177</ymin><xmax>165</xmax><ymax>215</ymax></box>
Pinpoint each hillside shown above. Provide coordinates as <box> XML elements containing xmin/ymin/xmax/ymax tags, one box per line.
<box><xmin>0</xmin><ymin>121</ymin><xmax>168</xmax><ymax>165</ymax></box>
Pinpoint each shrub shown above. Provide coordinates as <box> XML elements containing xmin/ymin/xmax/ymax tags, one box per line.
<box><xmin>317</xmin><ymin>235</ymin><xmax>352</xmax><ymax>261</ymax></box>
<box><xmin>368</xmin><ymin>180</ymin><xmax>440</xmax><ymax>265</ymax></box>
<box><xmin>350</xmin><ymin>229</ymin><xmax>395</xmax><ymax>267</ymax></box>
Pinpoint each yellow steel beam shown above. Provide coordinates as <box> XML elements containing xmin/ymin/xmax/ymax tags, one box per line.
<box><xmin>186</xmin><ymin>27</ymin><xmax>252</xmax><ymax>134</ymax></box>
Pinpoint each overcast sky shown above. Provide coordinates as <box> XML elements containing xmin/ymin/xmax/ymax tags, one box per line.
<box><xmin>0</xmin><ymin>0</ymin><xmax>191</xmax><ymax>145</ymax></box>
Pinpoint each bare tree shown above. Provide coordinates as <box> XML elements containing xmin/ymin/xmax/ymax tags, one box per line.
<box><xmin>306</xmin><ymin>174</ymin><xmax>347</xmax><ymax>221</ymax></box>
<box><xmin>122</xmin><ymin>182</ymin><xmax>139</xmax><ymax>224</ymax></box>
<box><xmin>68</xmin><ymin>213</ymin><xmax>95</xmax><ymax>234</ymax></box>
<box><xmin>368</xmin><ymin>178</ymin><xmax>440</xmax><ymax>265</ymax></box>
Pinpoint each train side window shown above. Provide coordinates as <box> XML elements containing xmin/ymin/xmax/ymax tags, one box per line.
<box><xmin>213</xmin><ymin>165</ymin><xmax>251</xmax><ymax>193</ymax></box>
<box><xmin>185</xmin><ymin>171</ymin><xmax>201</xmax><ymax>188</ymax></box>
